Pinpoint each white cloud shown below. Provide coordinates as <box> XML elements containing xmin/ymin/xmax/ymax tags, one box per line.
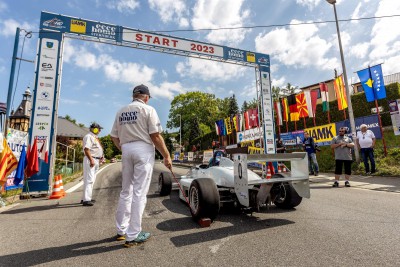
<box><xmin>272</xmin><ymin>76</ymin><xmax>286</xmax><ymax>88</ymax></box>
<box><xmin>349</xmin><ymin>42</ymin><xmax>370</xmax><ymax>59</ymax></box>
<box><xmin>176</xmin><ymin>58</ymin><xmax>246</xmax><ymax>81</ymax></box>
<box><xmin>61</xmin><ymin>98</ymin><xmax>79</xmax><ymax>104</ymax></box>
<box><xmin>296</xmin><ymin>0</ymin><xmax>321</xmax><ymax>10</ymax></box>
<box><xmin>0</xmin><ymin>19</ymin><xmax>32</xmax><ymax>37</ymax></box>
<box><xmin>191</xmin><ymin>0</ymin><xmax>250</xmax><ymax>45</ymax></box>
<box><xmin>106</xmin><ymin>0</ymin><xmax>140</xmax><ymax>13</ymax></box>
<box><xmin>148</xmin><ymin>0</ymin><xmax>189</xmax><ymax>27</ymax></box>
<box><xmin>150</xmin><ymin>81</ymin><xmax>186</xmax><ymax>100</ymax></box>
<box><xmin>255</xmin><ymin>20</ymin><xmax>338</xmax><ymax>70</ymax></box>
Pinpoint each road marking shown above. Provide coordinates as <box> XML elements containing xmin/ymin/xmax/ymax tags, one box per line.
<box><xmin>65</xmin><ymin>165</ymin><xmax>111</xmax><ymax>193</ymax></box>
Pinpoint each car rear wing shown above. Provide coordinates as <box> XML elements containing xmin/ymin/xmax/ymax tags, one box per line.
<box><xmin>233</xmin><ymin>152</ymin><xmax>310</xmax><ymax>207</ymax></box>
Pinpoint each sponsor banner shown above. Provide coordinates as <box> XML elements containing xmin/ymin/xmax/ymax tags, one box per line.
<box><xmin>280</xmin><ymin>130</ymin><xmax>305</xmax><ymax>146</ymax></box>
<box><xmin>203</xmin><ymin>150</ymin><xmax>214</xmax><ymax>164</ymax></box>
<box><xmin>224</xmin><ymin>49</ymin><xmax>270</xmax><ymax>67</ymax></box>
<box><xmin>389</xmin><ymin>100</ymin><xmax>400</xmax><ymax>135</ymax></box>
<box><xmin>260</xmin><ymin>67</ymin><xmax>275</xmax><ymax>154</ymax></box>
<box><xmin>31</xmin><ymin>38</ymin><xmax>59</xmax><ymax>140</ymax></box>
<box><xmin>122</xmin><ymin>28</ymin><xmax>224</xmax><ymax>58</ymax></box>
<box><xmin>188</xmin><ymin>152</ymin><xmax>194</xmax><ymax>162</ymax></box>
<box><xmin>237</xmin><ymin>127</ymin><xmax>262</xmax><ymax>143</ymax></box>
<box><xmin>183</xmin><ymin>152</ymin><xmax>188</xmax><ymax>162</ymax></box>
<box><xmin>173</xmin><ymin>152</ymin><xmax>180</xmax><ymax>161</ymax></box>
<box><xmin>5</xmin><ymin>129</ymin><xmax>29</xmax><ymax>190</ymax></box>
<box><xmin>304</xmin><ymin>123</ymin><xmax>336</xmax><ymax>146</ymax></box>
<box><xmin>40</xmin><ymin>12</ymin><xmax>120</xmax><ymax>41</ymax></box>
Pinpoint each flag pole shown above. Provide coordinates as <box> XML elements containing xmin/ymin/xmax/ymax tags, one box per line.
<box><xmin>374</xmin><ymin>100</ymin><xmax>387</xmax><ymax>156</ymax></box>
<box><xmin>303</xmin><ymin>117</ymin><xmax>307</xmax><ymax>128</ymax></box>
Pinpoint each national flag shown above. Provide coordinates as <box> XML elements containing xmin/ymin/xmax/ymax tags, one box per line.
<box><xmin>26</xmin><ymin>138</ymin><xmax>39</xmax><ymax>178</ymax></box>
<box><xmin>304</xmin><ymin>90</ymin><xmax>314</xmax><ymax>118</ymax></box>
<box><xmin>232</xmin><ymin>115</ymin><xmax>237</xmax><ymax>131</ymax></box>
<box><xmin>13</xmin><ymin>144</ymin><xmax>27</xmax><ymax>185</ymax></box>
<box><xmin>320</xmin><ymin>83</ymin><xmax>329</xmax><ymax>112</ymax></box>
<box><xmin>333</xmin><ymin>75</ymin><xmax>348</xmax><ymax>110</ymax></box>
<box><xmin>357</xmin><ymin>64</ymin><xmax>387</xmax><ymax>102</ymax></box>
<box><xmin>281</xmin><ymin>98</ymin><xmax>289</xmax><ymax>122</ymax></box>
<box><xmin>0</xmin><ymin>138</ymin><xmax>18</xmax><ymax>185</ymax></box>
<box><xmin>287</xmin><ymin>94</ymin><xmax>299</xmax><ymax>121</ymax></box>
<box><xmin>296</xmin><ymin>92</ymin><xmax>309</xmax><ymax>118</ymax></box>
<box><xmin>238</xmin><ymin>113</ymin><xmax>244</xmax><ymax>131</ymax></box>
<box><xmin>244</xmin><ymin>110</ymin><xmax>250</xmax><ymax>130</ymax></box>
<box><xmin>39</xmin><ymin>138</ymin><xmax>49</xmax><ymax>164</ymax></box>
<box><xmin>274</xmin><ymin>101</ymin><xmax>282</xmax><ymax>126</ymax></box>
<box><xmin>248</xmin><ymin>108</ymin><xmax>259</xmax><ymax>128</ymax></box>
<box><xmin>215</xmin><ymin>121</ymin><xmax>220</xmax><ymax>135</ymax></box>
<box><xmin>310</xmin><ymin>90</ymin><xmax>318</xmax><ymax>116</ymax></box>
<box><xmin>225</xmin><ymin>117</ymin><xmax>232</xmax><ymax>135</ymax></box>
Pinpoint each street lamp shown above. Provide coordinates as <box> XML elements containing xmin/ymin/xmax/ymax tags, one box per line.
<box><xmin>326</xmin><ymin>0</ymin><xmax>360</xmax><ymax>163</ymax></box>
<box><xmin>177</xmin><ymin>114</ymin><xmax>182</xmax><ymax>152</ymax></box>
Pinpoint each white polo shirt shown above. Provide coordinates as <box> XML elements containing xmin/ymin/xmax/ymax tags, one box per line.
<box><xmin>110</xmin><ymin>99</ymin><xmax>162</xmax><ymax>145</ymax></box>
<box><xmin>357</xmin><ymin>129</ymin><xmax>375</xmax><ymax>148</ymax></box>
<box><xmin>83</xmin><ymin>132</ymin><xmax>103</xmax><ymax>157</ymax></box>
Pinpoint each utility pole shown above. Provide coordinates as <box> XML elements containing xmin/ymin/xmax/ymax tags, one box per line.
<box><xmin>327</xmin><ymin>0</ymin><xmax>360</xmax><ymax>162</ymax></box>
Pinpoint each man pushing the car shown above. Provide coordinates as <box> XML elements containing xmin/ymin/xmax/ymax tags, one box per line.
<box><xmin>110</xmin><ymin>84</ymin><xmax>172</xmax><ymax>247</ymax></box>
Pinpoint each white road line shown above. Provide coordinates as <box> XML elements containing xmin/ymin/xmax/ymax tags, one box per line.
<box><xmin>65</xmin><ymin>164</ymin><xmax>112</xmax><ymax>193</ymax></box>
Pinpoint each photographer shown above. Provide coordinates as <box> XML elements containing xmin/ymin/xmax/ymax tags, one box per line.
<box><xmin>303</xmin><ymin>132</ymin><xmax>320</xmax><ymax>176</ymax></box>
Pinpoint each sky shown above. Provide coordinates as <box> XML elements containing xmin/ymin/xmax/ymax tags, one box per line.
<box><xmin>1</xmin><ymin>0</ymin><xmax>400</xmax><ymax>137</ymax></box>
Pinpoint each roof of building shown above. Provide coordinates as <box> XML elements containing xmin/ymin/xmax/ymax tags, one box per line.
<box><xmin>57</xmin><ymin>116</ymin><xmax>90</xmax><ymax>138</ymax></box>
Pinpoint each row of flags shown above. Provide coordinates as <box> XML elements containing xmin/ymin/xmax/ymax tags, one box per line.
<box><xmin>215</xmin><ymin>108</ymin><xmax>259</xmax><ymax>136</ymax></box>
<box><xmin>215</xmin><ymin>65</ymin><xmax>387</xmax><ymax>133</ymax></box>
<box><xmin>0</xmin><ymin>137</ymin><xmax>48</xmax><ymax>187</ymax></box>
<box><xmin>275</xmin><ymin>74</ymin><xmax>349</xmax><ymax>123</ymax></box>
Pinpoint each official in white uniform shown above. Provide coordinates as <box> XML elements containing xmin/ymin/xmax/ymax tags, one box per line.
<box><xmin>82</xmin><ymin>123</ymin><xmax>104</xmax><ymax>206</ymax></box>
<box><xmin>110</xmin><ymin>84</ymin><xmax>172</xmax><ymax>247</ymax></box>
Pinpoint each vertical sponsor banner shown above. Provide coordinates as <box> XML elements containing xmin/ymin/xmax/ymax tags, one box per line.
<box><xmin>25</xmin><ymin>30</ymin><xmax>63</xmax><ymax>194</ymax></box>
<box><xmin>203</xmin><ymin>150</ymin><xmax>214</xmax><ymax>164</ymax></box>
<box><xmin>389</xmin><ymin>100</ymin><xmax>400</xmax><ymax>136</ymax></box>
<box><xmin>259</xmin><ymin>65</ymin><xmax>275</xmax><ymax>154</ymax></box>
<box><xmin>187</xmin><ymin>152</ymin><xmax>194</xmax><ymax>162</ymax></box>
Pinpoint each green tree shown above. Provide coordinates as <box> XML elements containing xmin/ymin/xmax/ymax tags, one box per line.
<box><xmin>167</xmin><ymin>91</ymin><xmax>221</xmax><ymax>143</ymax></box>
<box><xmin>241</xmin><ymin>100</ymin><xmax>249</xmax><ymax>112</ymax></box>
<box><xmin>272</xmin><ymin>86</ymin><xmax>281</xmax><ymax>102</ymax></box>
<box><xmin>64</xmin><ymin>114</ymin><xmax>76</xmax><ymax>124</ymax></box>
<box><xmin>247</xmin><ymin>97</ymin><xmax>259</xmax><ymax>110</ymax></box>
<box><xmin>99</xmin><ymin>135</ymin><xmax>119</xmax><ymax>159</ymax></box>
<box><xmin>228</xmin><ymin>94</ymin><xmax>239</xmax><ymax>115</ymax></box>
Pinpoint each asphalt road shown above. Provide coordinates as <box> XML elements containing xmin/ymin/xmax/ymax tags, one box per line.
<box><xmin>0</xmin><ymin>162</ymin><xmax>399</xmax><ymax>267</ymax></box>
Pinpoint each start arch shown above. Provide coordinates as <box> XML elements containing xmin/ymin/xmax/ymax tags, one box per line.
<box><xmin>26</xmin><ymin>11</ymin><xmax>275</xmax><ymax>196</ymax></box>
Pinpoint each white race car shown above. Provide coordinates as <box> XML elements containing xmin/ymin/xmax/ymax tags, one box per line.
<box><xmin>159</xmin><ymin>151</ymin><xmax>310</xmax><ymax>222</ymax></box>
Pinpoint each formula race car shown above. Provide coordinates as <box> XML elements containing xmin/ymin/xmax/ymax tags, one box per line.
<box><xmin>158</xmin><ymin>150</ymin><xmax>310</xmax><ymax>222</ymax></box>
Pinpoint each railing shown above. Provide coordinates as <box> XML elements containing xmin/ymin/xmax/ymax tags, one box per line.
<box><xmin>55</xmin><ymin>142</ymin><xmax>81</xmax><ymax>175</ymax></box>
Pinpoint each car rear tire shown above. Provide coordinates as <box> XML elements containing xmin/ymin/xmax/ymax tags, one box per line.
<box><xmin>189</xmin><ymin>178</ymin><xmax>220</xmax><ymax>222</ymax></box>
<box><xmin>158</xmin><ymin>172</ymin><xmax>172</xmax><ymax>196</ymax></box>
<box><xmin>272</xmin><ymin>174</ymin><xmax>302</xmax><ymax>209</ymax></box>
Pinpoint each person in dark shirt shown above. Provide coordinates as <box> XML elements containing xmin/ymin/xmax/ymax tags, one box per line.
<box><xmin>276</xmin><ymin>139</ymin><xmax>286</xmax><ymax>153</ymax></box>
<box><xmin>303</xmin><ymin>132</ymin><xmax>319</xmax><ymax>176</ymax></box>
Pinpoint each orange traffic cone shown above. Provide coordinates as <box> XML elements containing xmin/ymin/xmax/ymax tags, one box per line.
<box><xmin>266</xmin><ymin>167</ymin><xmax>272</xmax><ymax>179</ymax></box>
<box><xmin>278</xmin><ymin>164</ymin><xmax>282</xmax><ymax>173</ymax></box>
<box><xmin>58</xmin><ymin>175</ymin><xmax>66</xmax><ymax>196</ymax></box>
<box><xmin>49</xmin><ymin>175</ymin><xmax>64</xmax><ymax>199</ymax></box>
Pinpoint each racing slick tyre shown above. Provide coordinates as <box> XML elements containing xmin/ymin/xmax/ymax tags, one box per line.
<box><xmin>272</xmin><ymin>174</ymin><xmax>302</xmax><ymax>209</ymax></box>
<box><xmin>189</xmin><ymin>178</ymin><xmax>220</xmax><ymax>222</ymax></box>
<box><xmin>158</xmin><ymin>172</ymin><xmax>172</xmax><ymax>196</ymax></box>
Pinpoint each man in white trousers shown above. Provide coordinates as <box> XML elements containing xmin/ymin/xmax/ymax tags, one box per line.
<box><xmin>110</xmin><ymin>84</ymin><xmax>172</xmax><ymax>247</ymax></box>
<box><xmin>82</xmin><ymin>123</ymin><xmax>104</xmax><ymax>206</ymax></box>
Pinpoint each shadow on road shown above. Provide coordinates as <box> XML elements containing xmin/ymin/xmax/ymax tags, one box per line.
<box><xmin>157</xmin><ymin>216</ymin><xmax>294</xmax><ymax>247</ymax></box>
<box><xmin>1</xmin><ymin>203</ymin><xmax>83</xmax><ymax>214</ymax></box>
<box><xmin>0</xmin><ymin>237</ymin><xmax>123</xmax><ymax>266</ymax></box>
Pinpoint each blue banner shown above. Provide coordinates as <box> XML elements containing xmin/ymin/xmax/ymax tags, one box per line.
<box><xmin>355</xmin><ymin>115</ymin><xmax>381</xmax><ymax>138</ymax></box>
<box><xmin>356</xmin><ymin>65</ymin><xmax>386</xmax><ymax>102</ymax></box>
<box><xmin>280</xmin><ymin>130</ymin><xmax>304</xmax><ymax>146</ymax></box>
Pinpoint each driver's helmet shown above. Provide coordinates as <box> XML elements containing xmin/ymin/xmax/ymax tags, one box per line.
<box><xmin>214</xmin><ymin>155</ymin><xmax>221</xmax><ymax>166</ymax></box>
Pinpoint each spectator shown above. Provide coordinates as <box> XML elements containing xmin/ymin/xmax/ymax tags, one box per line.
<box><xmin>276</xmin><ymin>139</ymin><xmax>286</xmax><ymax>153</ymax></box>
<box><xmin>303</xmin><ymin>132</ymin><xmax>319</xmax><ymax>176</ymax></box>
<box><xmin>356</xmin><ymin>124</ymin><xmax>376</xmax><ymax>175</ymax></box>
<box><xmin>331</xmin><ymin>127</ymin><xmax>354</xmax><ymax>187</ymax></box>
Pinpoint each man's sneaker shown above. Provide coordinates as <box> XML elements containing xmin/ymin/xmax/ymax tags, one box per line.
<box><xmin>314</xmin><ymin>172</ymin><xmax>319</xmax><ymax>176</ymax></box>
<box><xmin>124</xmin><ymin>232</ymin><xmax>151</xmax><ymax>247</ymax></box>
<box><xmin>332</xmin><ymin>181</ymin><xmax>339</xmax><ymax>187</ymax></box>
<box><xmin>80</xmin><ymin>199</ymin><xmax>96</xmax><ymax>204</ymax></box>
<box><xmin>366</xmin><ymin>172</ymin><xmax>371</xmax><ymax>175</ymax></box>
<box><xmin>345</xmin><ymin>181</ymin><xmax>351</xmax><ymax>187</ymax></box>
<box><xmin>82</xmin><ymin>201</ymin><xmax>94</xmax><ymax>206</ymax></box>
<box><xmin>309</xmin><ymin>172</ymin><xmax>314</xmax><ymax>175</ymax></box>
<box><xmin>116</xmin><ymin>234</ymin><xmax>125</xmax><ymax>241</ymax></box>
